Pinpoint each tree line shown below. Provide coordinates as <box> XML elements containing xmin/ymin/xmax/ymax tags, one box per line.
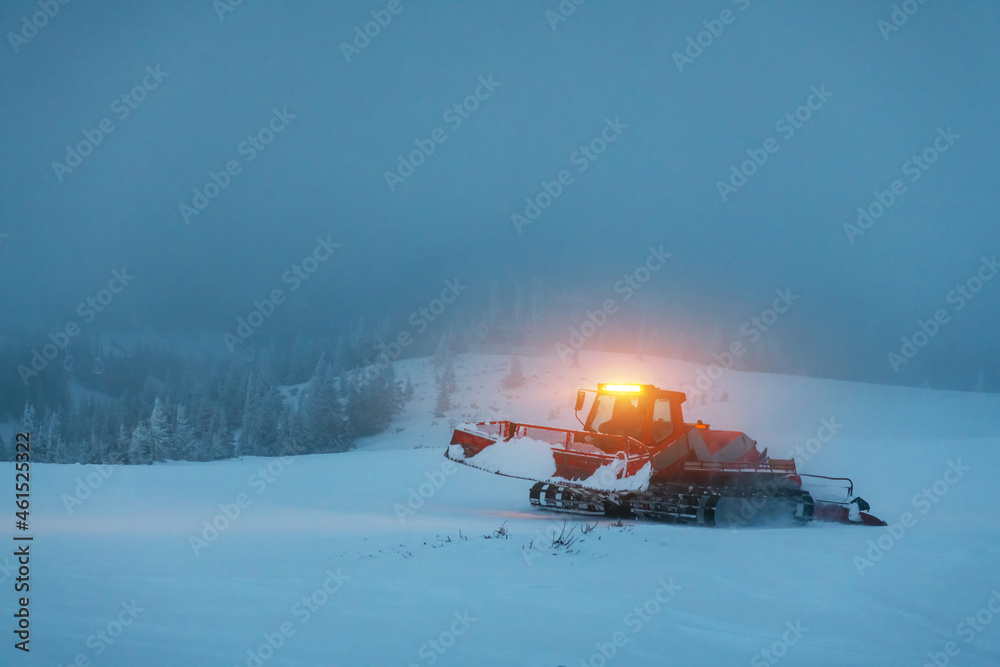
<box><xmin>0</xmin><ymin>333</ymin><xmax>411</xmax><ymax>465</ymax></box>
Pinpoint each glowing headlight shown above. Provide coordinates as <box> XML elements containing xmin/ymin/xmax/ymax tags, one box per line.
<box><xmin>599</xmin><ymin>383</ymin><xmax>642</xmax><ymax>393</ymax></box>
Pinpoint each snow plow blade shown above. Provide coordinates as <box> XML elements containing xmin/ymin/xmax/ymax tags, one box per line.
<box><xmin>813</xmin><ymin>501</ymin><xmax>888</xmax><ymax>526</ymax></box>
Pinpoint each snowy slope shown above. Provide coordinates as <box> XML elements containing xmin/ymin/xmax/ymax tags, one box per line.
<box><xmin>3</xmin><ymin>352</ymin><xmax>1000</xmax><ymax>666</ymax></box>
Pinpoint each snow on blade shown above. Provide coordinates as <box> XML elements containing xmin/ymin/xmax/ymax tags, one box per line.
<box><xmin>454</xmin><ymin>437</ymin><xmax>557</xmax><ymax>479</ymax></box>
<box><xmin>573</xmin><ymin>460</ymin><xmax>653</xmax><ymax>492</ymax></box>
<box><xmin>452</xmin><ymin>435</ymin><xmax>652</xmax><ymax>491</ymax></box>
<box><xmin>455</xmin><ymin>422</ymin><xmax>494</xmax><ymax>438</ymax></box>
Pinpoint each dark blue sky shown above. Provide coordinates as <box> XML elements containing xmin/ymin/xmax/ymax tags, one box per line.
<box><xmin>2</xmin><ymin>1</ymin><xmax>998</xmax><ymax>388</ymax></box>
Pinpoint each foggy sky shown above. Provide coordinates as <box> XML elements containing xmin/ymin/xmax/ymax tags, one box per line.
<box><xmin>2</xmin><ymin>1</ymin><xmax>998</xmax><ymax>389</ymax></box>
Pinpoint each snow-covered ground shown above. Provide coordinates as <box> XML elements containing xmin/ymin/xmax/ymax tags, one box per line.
<box><xmin>3</xmin><ymin>352</ymin><xmax>1000</xmax><ymax>666</ymax></box>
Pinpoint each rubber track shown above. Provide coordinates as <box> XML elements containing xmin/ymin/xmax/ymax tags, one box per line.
<box><xmin>530</xmin><ymin>481</ymin><xmax>814</xmax><ymax>526</ymax></box>
<box><xmin>448</xmin><ymin>449</ymin><xmax>814</xmax><ymax>526</ymax></box>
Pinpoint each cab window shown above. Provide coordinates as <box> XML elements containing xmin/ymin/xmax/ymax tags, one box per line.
<box><xmin>650</xmin><ymin>398</ymin><xmax>674</xmax><ymax>441</ymax></box>
<box><xmin>597</xmin><ymin>396</ymin><xmax>642</xmax><ymax>440</ymax></box>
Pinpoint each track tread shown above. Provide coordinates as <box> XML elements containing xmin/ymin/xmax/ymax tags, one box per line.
<box><xmin>530</xmin><ymin>481</ymin><xmax>814</xmax><ymax>526</ymax></box>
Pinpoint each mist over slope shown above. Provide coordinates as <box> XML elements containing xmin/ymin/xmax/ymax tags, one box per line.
<box><xmin>2</xmin><ymin>2</ymin><xmax>999</xmax><ymax>391</ymax></box>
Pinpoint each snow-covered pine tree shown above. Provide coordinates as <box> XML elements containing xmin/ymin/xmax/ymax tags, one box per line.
<box><xmin>278</xmin><ymin>408</ymin><xmax>309</xmax><ymax>457</ymax></box>
<box><xmin>194</xmin><ymin>395</ymin><xmax>218</xmax><ymax>449</ymax></box>
<box><xmin>434</xmin><ymin>355</ymin><xmax>456</xmax><ymax>418</ymax></box>
<box><xmin>129</xmin><ymin>419</ymin><xmax>153</xmax><ymax>465</ymax></box>
<box><xmin>301</xmin><ymin>357</ymin><xmax>352</xmax><ymax>452</ymax></box>
<box><xmin>20</xmin><ymin>401</ymin><xmax>38</xmax><ymax>437</ymax></box>
<box><xmin>87</xmin><ymin>430</ymin><xmax>103</xmax><ymax>465</ymax></box>
<box><xmin>71</xmin><ymin>429</ymin><xmax>87</xmax><ymax>463</ymax></box>
<box><xmin>149</xmin><ymin>398</ymin><xmax>171</xmax><ymax>461</ymax></box>
<box><xmin>431</xmin><ymin>335</ymin><xmax>451</xmax><ymax>367</ymax></box>
<box><xmin>53</xmin><ymin>429</ymin><xmax>74</xmax><ymax>463</ymax></box>
<box><xmin>37</xmin><ymin>409</ymin><xmax>64</xmax><ymax>463</ymax></box>
<box><xmin>255</xmin><ymin>387</ymin><xmax>284</xmax><ymax>456</ymax></box>
<box><xmin>220</xmin><ymin>360</ymin><xmax>249</xmax><ymax>426</ymax></box>
<box><xmin>68</xmin><ymin>397</ymin><xmax>95</xmax><ymax>448</ymax></box>
<box><xmin>346</xmin><ymin>362</ymin><xmax>403</xmax><ymax>439</ymax></box>
<box><xmin>96</xmin><ymin>403</ymin><xmax>121</xmax><ymax>461</ymax></box>
<box><xmin>114</xmin><ymin>422</ymin><xmax>131</xmax><ymax>464</ymax></box>
<box><xmin>173</xmin><ymin>404</ymin><xmax>197</xmax><ymax>461</ymax></box>
<box><xmin>139</xmin><ymin>372</ymin><xmax>162</xmax><ymax>412</ymax></box>
<box><xmin>236</xmin><ymin>371</ymin><xmax>260</xmax><ymax>458</ymax></box>
<box><xmin>207</xmin><ymin>409</ymin><xmax>232</xmax><ymax>460</ymax></box>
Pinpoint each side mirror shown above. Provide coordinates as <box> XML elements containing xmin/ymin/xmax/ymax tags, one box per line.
<box><xmin>575</xmin><ymin>390</ymin><xmax>586</xmax><ymax>412</ymax></box>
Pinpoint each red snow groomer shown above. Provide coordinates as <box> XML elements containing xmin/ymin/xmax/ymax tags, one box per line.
<box><xmin>447</xmin><ymin>383</ymin><xmax>885</xmax><ymax>527</ymax></box>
